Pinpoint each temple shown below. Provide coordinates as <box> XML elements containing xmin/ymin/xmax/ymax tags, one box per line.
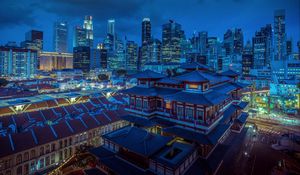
<box><xmin>89</xmin><ymin>63</ymin><xmax>250</xmax><ymax>175</ymax></box>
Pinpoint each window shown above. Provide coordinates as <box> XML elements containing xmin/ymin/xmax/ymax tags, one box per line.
<box><xmin>136</xmin><ymin>98</ymin><xmax>142</xmax><ymax>108</ymax></box>
<box><xmin>143</xmin><ymin>100</ymin><xmax>148</xmax><ymax>109</ymax></box>
<box><xmin>188</xmin><ymin>84</ymin><xmax>198</xmax><ymax>89</ymax></box>
<box><xmin>185</xmin><ymin>108</ymin><xmax>194</xmax><ymax>120</ymax></box>
<box><xmin>196</xmin><ymin>110</ymin><xmax>204</xmax><ymax>122</ymax></box>
<box><xmin>130</xmin><ymin>97</ymin><xmax>135</xmax><ymax>105</ymax></box>
<box><xmin>50</xmin><ymin>154</ymin><xmax>55</xmax><ymax>164</ymax></box>
<box><xmin>46</xmin><ymin>145</ymin><xmax>50</xmax><ymax>154</ymax></box>
<box><xmin>16</xmin><ymin>166</ymin><xmax>22</xmax><ymax>175</ymax></box>
<box><xmin>177</xmin><ymin>106</ymin><xmax>184</xmax><ymax>119</ymax></box>
<box><xmin>51</xmin><ymin>143</ymin><xmax>56</xmax><ymax>152</ymax></box>
<box><xmin>23</xmin><ymin>152</ymin><xmax>29</xmax><ymax>161</ymax></box>
<box><xmin>45</xmin><ymin>156</ymin><xmax>50</xmax><ymax>166</ymax></box>
<box><xmin>157</xmin><ymin>100</ymin><xmax>162</xmax><ymax>108</ymax></box>
<box><xmin>16</xmin><ymin>154</ymin><xmax>22</xmax><ymax>164</ymax></box>
<box><xmin>30</xmin><ymin>150</ymin><xmax>35</xmax><ymax>159</ymax></box>
<box><xmin>69</xmin><ymin>138</ymin><xmax>73</xmax><ymax>145</ymax></box>
<box><xmin>40</xmin><ymin>147</ymin><xmax>44</xmax><ymax>156</ymax></box>
<box><xmin>166</xmin><ymin>102</ymin><xmax>171</xmax><ymax>109</ymax></box>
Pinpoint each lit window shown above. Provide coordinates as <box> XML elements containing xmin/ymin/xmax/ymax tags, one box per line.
<box><xmin>186</xmin><ymin>108</ymin><xmax>194</xmax><ymax>120</ymax></box>
<box><xmin>189</xmin><ymin>84</ymin><xmax>198</xmax><ymax>89</ymax></box>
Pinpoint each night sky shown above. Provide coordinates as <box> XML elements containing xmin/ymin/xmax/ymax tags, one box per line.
<box><xmin>0</xmin><ymin>0</ymin><xmax>299</xmax><ymax>52</ymax></box>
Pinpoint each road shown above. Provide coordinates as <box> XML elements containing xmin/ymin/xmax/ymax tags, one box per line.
<box><xmin>217</xmin><ymin>123</ymin><xmax>300</xmax><ymax>175</ymax></box>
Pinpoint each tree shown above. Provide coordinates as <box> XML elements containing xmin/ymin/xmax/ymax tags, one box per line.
<box><xmin>0</xmin><ymin>78</ymin><xmax>8</xmax><ymax>87</ymax></box>
<box><xmin>97</xmin><ymin>74</ymin><xmax>109</xmax><ymax>81</ymax></box>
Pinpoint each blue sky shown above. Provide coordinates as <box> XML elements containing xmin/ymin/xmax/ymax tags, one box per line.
<box><xmin>0</xmin><ymin>0</ymin><xmax>299</xmax><ymax>52</ymax></box>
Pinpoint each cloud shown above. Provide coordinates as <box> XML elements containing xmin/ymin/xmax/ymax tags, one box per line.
<box><xmin>0</xmin><ymin>0</ymin><xmax>37</xmax><ymax>29</ymax></box>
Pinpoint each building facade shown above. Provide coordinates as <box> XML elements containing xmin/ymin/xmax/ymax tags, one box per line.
<box><xmin>39</xmin><ymin>52</ymin><xmax>73</xmax><ymax>71</ymax></box>
<box><xmin>73</xmin><ymin>46</ymin><xmax>91</xmax><ymax>74</ymax></box>
<box><xmin>0</xmin><ymin>46</ymin><xmax>37</xmax><ymax>78</ymax></box>
<box><xmin>53</xmin><ymin>21</ymin><xmax>68</xmax><ymax>53</ymax></box>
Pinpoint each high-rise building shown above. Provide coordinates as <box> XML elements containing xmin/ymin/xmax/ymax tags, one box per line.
<box><xmin>161</xmin><ymin>20</ymin><xmax>184</xmax><ymax>63</ymax></box>
<box><xmin>73</xmin><ymin>26</ymin><xmax>87</xmax><ymax>47</ymax></box>
<box><xmin>242</xmin><ymin>41</ymin><xmax>254</xmax><ymax>76</ymax></box>
<box><xmin>149</xmin><ymin>39</ymin><xmax>162</xmax><ymax>63</ymax></box>
<box><xmin>0</xmin><ymin>46</ymin><xmax>37</xmax><ymax>78</ymax></box>
<box><xmin>90</xmin><ymin>48</ymin><xmax>108</xmax><ymax>70</ymax></box>
<box><xmin>286</xmin><ymin>39</ymin><xmax>292</xmax><ymax>56</ymax></box>
<box><xmin>190</xmin><ymin>32</ymin><xmax>200</xmax><ymax>52</ymax></box>
<box><xmin>83</xmin><ymin>15</ymin><xmax>94</xmax><ymax>48</ymax></box>
<box><xmin>223</xmin><ymin>28</ymin><xmax>243</xmax><ymax>56</ymax></box>
<box><xmin>274</xmin><ymin>9</ymin><xmax>286</xmax><ymax>60</ymax></box>
<box><xmin>25</xmin><ymin>30</ymin><xmax>43</xmax><ymax>51</ymax></box>
<box><xmin>53</xmin><ymin>21</ymin><xmax>68</xmax><ymax>53</ymax></box>
<box><xmin>108</xmin><ymin>38</ymin><xmax>125</xmax><ymax>70</ymax></box>
<box><xmin>252</xmin><ymin>24</ymin><xmax>273</xmax><ymax>69</ymax></box>
<box><xmin>73</xmin><ymin>46</ymin><xmax>91</xmax><ymax>74</ymax></box>
<box><xmin>207</xmin><ymin>37</ymin><xmax>221</xmax><ymax>70</ymax></box>
<box><xmin>142</xmin><ymin>18</ymin><xmax>151</xmax><ymax>44</ymax></box>
<box><xmin>125</xmin><ymin>40</ymin><xmax>138</xmax><ymax>71</ymax></box>
<box><xmin>39</xmin><ymin>52</ymin><xmax>73</xmax><ymax>71</ymax></box>
<box><xmin>199</xmin><ymin>31</ymin><xmax>208</xmax><ymax>56</ymax></box>
<box><xmin>107</xmin><ymin>19</ymin><xmax>115</xmax><ymax>36</ymax></box>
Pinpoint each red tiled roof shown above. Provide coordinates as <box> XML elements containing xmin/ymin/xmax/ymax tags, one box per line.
<box><xmin>67</xmin><ymin>119</ymin><xmax>87</xmax><ymax>134</ymax></box>
<box><xmin>41</xmin><ymin>109</ymin><xmax>58</xmax><ymax>121</ymax></box>
<box><xmin>32</xmin><ymin>125</ymin><xmax>57</xmax><ymax>145</ymax></box>
<box><xmin>14</xmin><ymin>113</ymin><xmax>29</xmax><ymax>126</ymax></box>
<box><xmin>94</xmin><ymin>114</ymin><xmax>110</xmax><ymax>125</ymax></box>
<box><xmin>0</xmin><ymin>115</ymin><xmax>14</xmax><ymax>127</ymax></box>
<box><xmin>81</xmin><ymin>114</ymin><xmax>99</xmax><ymax>129</ymax></box>
<box><xmin>46</xmin><ymin>100</ymin><xmax>58</xmax><ymax>108</ymax></box>
<box><xmin>28</xmin><ymin>111</ymin><xmax>44</xmax><ymax>122</ymax></box>
<box><xmin>52</xmin><ymin>121</ymin><xmax>74</xmax><ymax>139</ymax></box>
<box><xmin>53</xmin><ymin>107</ymin><xmax>67</xmax><ymax>117</ymax></box>
<box><xmin>99</xmin><ymin>97</ymin><xmax>110</xmax><ymax>105</ymax></box>
<box><xmin>56</xmin><ymin>98</ymin><xmax>69</xmax><ymax>105</ymax></box>
<box><xmin>0</xmin><ymin>107</ymin><xmax>14</xmax><ymax>116</ymax></box>
<box><xmin>11</xmin><ymin>131</ymin><xmax>36</xmax><ymax>153</ymax></box>
<box><xmin>0</xmin><ymin>136</ymin><xmax>14</xmax><ymax>158</ymax></box>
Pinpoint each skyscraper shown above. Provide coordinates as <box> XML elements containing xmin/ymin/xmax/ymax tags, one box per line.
<box><xmin>107</xmin><ymin>19</ymin><xmax>115</xmax><ymax>36</ymax></box>
<box><xmin>53</xmin><ymin>21</ymin><xmax>68</xmax><ymax>53</ymax></box>
<box><xmin>286</xmin><ymin>39</ymin><xmax>292</xmax><ymax>56</ymax></box>
<box><xmin>125</xmin><ymin>40</ymin><xmax>138</xmax><ymax>71</ymax></box>
<box><xmin>298</xmin><ymin>41</ymin><xmax>300</xmax><ymax>59</ymax></box>
<box><xmin>252</xmin><ymin>24</ymin><xmax>273</xmax><ymax>69</ymax></box>
<box><xmin>73</xmin><ymin>46</ymin><xmax>91</xmax><ymax>74</ymax></box>
<box><xmin>223</xmin><ymin>28</ymin><xmax>243</xmax><ymax>56</ymax></box>
<box><xmin>199</xmin><ymin>31</ymin><xmax>208</xmax><ymax>56</ymax></box>
<box><xmin>22</xmin><ymin>30</ymin><xmax>43</xmax><ymax>51</ymax></box>
<box><xmin>161</xmin><ymin>20</ymin><xmax>184</xmax><ymax>63</ymax></box>
<box><xmin>274</xmin><ymin>9</ymin><xmax>286</xmax><ymax>60</ymax></box>
<box><xmin>207</xmin><ymin>37</ymin><xmax>221</xmax><ymax>70</ymax></box>
<box><xmin>142</xmin><ymin>18</ymin><xmax>151</xmax><ymax>44</ymax></box>
<box><xmin>149</xmin><ymin>39</ymin><xmax>162</xmax><ymax>63</ymax></box>
<box><xmin>83</xmin><ymin>15</ymin><xmax>94</xmax><ymax>48</ymax></box>
<box><xmin>242</xmin><ymin>41</ymin><xmax>254</xmax><ymax>76</ymax></box>
<box><xmin>73</xmin><ymin>26</ymin><xmax>87</xmax><ymax>47</ymax></box>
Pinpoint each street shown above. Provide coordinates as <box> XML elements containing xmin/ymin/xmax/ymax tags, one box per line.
<box><xmin>217</xmin><ymin>122</ymin><xmax>300</xmax><ymax>175</ymax></box>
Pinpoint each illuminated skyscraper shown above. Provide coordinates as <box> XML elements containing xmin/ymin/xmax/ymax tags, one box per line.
<box><xmin>53</xmin><ymin>21</ymin><xmax>68</xmax><ymax>53</ymax></box>
<box><xmin>107</xmin><ymin>19</ymin><xmax>115</xmax><ymax>36</ymax></box>
<box><xmin>199</xmin><ymin>31</ymin><xmax>208</xmax><ymax>56</ymax></box>
<box><xmin>73</xmin><ymin>46</ymin><xmax>91</xmax><ymax>74</ymax></box>
<box><xmin>274</xmin><ymin>9</ymin><xmax>286</xmax><ymax>60</ymax></box>
<box><xmin>25</xmin><ymin>30</ymin><xmax>43</xmax><ymax>51</ymax></box>
<box><xmin>252</xmin><ymin>24</ymin><xmax>273</xmax><ymax>69</ymax></box>
<box><xmin>242</xmin><ymin>40</ymin><xmax>254</xmax><ymax>76</ymax></box>
<box><xmin>149</xmin><ymin>39</ymin><xmax>162</xmax><ymax>63</ymax></box>
<box><xmin>125</xmin><ymin>40</ymin><xmax>138</xmax><ymax>71</ymax></box>
<box><xmin>83</xmin><ymin>15</ymin><xmax>94</xmax><ymax>48</ymax></box>
<box><xmin>142</xmin><ymin>18</ymin><xmax>151</xmax><ymax>44</ymax></box>
<box><xmin>286</xmin><ymin>39</ymin><xmax>292</xmax><ymax>56</ymax></box>
<box><xmin>73</xmin><ymin>26</ymin><xmax>87</xmax><ymax>47</ymax></box>
<box><xmin>161</xmin><ymin>20</ymin><xmax>184</xmax><ymax>63</ymax></box>
<box><xmin>223</xmin><ymin>28</ymin><xmax>243</xmax><ymax>56</ymax></box>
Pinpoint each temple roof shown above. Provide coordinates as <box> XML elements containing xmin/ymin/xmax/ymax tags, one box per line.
<box><xmin>121</xmin><ymin>86</ymin><xmax>180</xmax><ymax>97</ymax></box>
<box><xmin>219</xmin><ymin>69</ymin><xmax>239</xmax><ymax>77</ymax></box>
<box><xmin>165</xmin><ymin>90</ymin><xmax>229</xmax><ymax>106</ymax></box>
<box><xmin>176</xmin><ymin>70</ymin><xmax>210</xmax><ymax>83</ymax></box>
<box><xmin>157</xmin><ymin>77</ymin><xmax>182</xmax><ymax>85</ymax></box>
<box><xmin>103</xmin><ymin>126</ymin><xmax>173</xmax><ymax>157</ymax></box>
<box><xmin>130</xmin><ymin>70</ymin><xmax>166</xmax><ymax>79</ymax></box>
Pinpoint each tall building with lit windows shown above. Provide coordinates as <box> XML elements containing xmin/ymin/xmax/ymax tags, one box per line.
<box><xmin>73</xmin><ymin>26</ymin><xmax>87</xmax><ymax>47</ymax></box>
<box><xmin>83</xmin><ymin>15</ymin><xmax>94</xmax><ymax>48</ymax></box>
<box><xmin>125</xmin><ymin>40</ymin><xmax>138</xmax><ymax>71</ymax></box>
<box><xmin>142</xmin><ymin>18</ymin><xmax>151</xmax><ymax>44</ymax></box>
<box><xmin>73</xmin><ymin>46</ymin><xmax>91</xmax><ymax>74</ymax></box>
<box><xmin>274</xmin><ymin>9</ymin><xmax>286</xmax><ymax>60</ymax></box>
<box><xmin>199</xmin><ymin>31</ymin><xmax>208</xmax><ymax>56</ymax></box>
<box><xmin>0</xmin><ymin>46</ymin><xmax>37</xmax><ymax>78</ymax></box>
<box><xmin>54</xmin><ymin>21</ymin><xmax>68</xmax><ymax>53</ymax></box>
<box><xmin>161</xmin><ymin>20</ymin><xmax>184</xmax><ymax>63</ymax></box>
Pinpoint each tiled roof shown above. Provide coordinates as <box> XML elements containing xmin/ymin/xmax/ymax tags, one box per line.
<box><xmin>176</xmin><ymin>71</ymin><xmax>210</xmax><ymax>83</ymax></box>
<box><xmin>220</xmin><ymin>69</ymin><xmax>239</xmax><ymax>77</ymax></box>
<box><xmin>157</xmin><ymin>77</ymin><xmax>182</xmax><ymax>85</ymax></box>
<box><xmin>103</xmin><ymin>126</ymin><xmax>173</xmax><ymax>157</ymax></box>
<box><xmin>166</xmin><ymin>90</ymin><xmax>229</xmax><ymax>106</ymax></box>
<box><xmin>121</xmin><ymin>86</ymin><xmax>180</xmax><ymax>97</ymax></box>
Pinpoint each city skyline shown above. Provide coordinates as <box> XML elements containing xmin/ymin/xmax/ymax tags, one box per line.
<box><xmin>0</xmin><ymin>0</ymin><xmax>299</xmax><ymax>52</ymax></box>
